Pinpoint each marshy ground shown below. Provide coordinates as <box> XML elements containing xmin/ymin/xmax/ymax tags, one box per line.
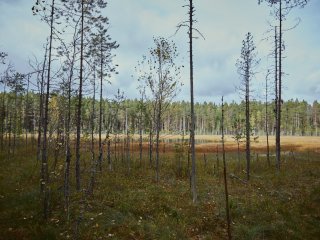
<box><xmin>0</xmin><ymin>135</ymin><xmax>319</xmax><ymax>239</ymax></box>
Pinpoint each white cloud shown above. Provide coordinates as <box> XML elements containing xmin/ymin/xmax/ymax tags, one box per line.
<box><xmin>0</xmin><ymin>0</ymin><xmax>318</xmax><ymax>103</ymax></box>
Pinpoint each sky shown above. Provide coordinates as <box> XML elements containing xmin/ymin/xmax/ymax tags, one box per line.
<box><xmin>0</xmin><ymin>0</ymin><xmax>319</xmax><ymax>103</ymax></box>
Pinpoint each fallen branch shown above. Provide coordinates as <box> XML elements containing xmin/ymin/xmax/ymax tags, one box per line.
<box><xmin>229</xmin><ymin>173</ymin><xmax>247</xmax><ymax>184</ymax></box>
<box><xmin>242</xmin><ymin>170</ymin><xmax>262</xmax><ymax>179</ymax></box>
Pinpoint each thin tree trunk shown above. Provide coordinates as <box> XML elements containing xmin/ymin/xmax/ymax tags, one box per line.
<box><xmin>276</xmin><ymin>0</ymin><xmax>282</xmax><ymax>171</ymax></box>
<box><xmin>88</xmin><ymin>69</ymin><xmax>96</xmax><ymax>196</ymax></box>
<box><xmin>63</xmin><ymin>29</ymin><xmax>77</xmax><ymax>221</ymax></box>
<box><xmin>12</xmin><ymin>88</ymin><xmax>17</xmax><ymax>155</ymax></box>
<box><xmin>245</xmin><ymin>71</ymin><xmax>250</xmax><ymax>181</ymax></box>
<box><xmin>149</xmin><ymin>127</ymin><xmax>153</xmax><ymax>167</ymax></box>
<box><xmin>126</xmin><ymin>108</ymin><xmax>130</xmax><ymax>174</ymax></box>
<box><xmin>216</xmin><ymin>144</ymin><xmax>219</xmax><ymax>176</ymax></box>
<box><xmin>139</xmin><ymin>117</ymin><xmax>143</xmax><ymax>166</ymax></box>
<box><xmin>189</xmin><ymin>0</ymin><xmax>197</xmax><ymax>203</ymax></box>
<box><xmin>98</xmin><ymin>41</ymin><xmax>103</xmax><ymax>171</ymax></box>
<box><xmin>155</xmin><ymin>104</ymin><xmax>161</xmax><ymax>182</ymax></box>
<box><xmin>37</xmin><ymin>42</ymin><xmax>48</xmax><ymax>162</ymax></box>
<box><xmin>139</xmin><ymin>95</ymin><xmax>144</xmax><ymax>167</ymax></box>
<box><xmin>265</xmin><ymin>74</ymin><xmax>270</xmax><ymax>167</ymax></box>
<box><xmin>41</xmin><ymin>0</ymin><xmax>55</xmax><ymax>220</ymax></box>
<box><xmin>8</xmin><ymin>111</ymin><xmax>12</xmax><ymax>154</ymax></box>
<box><xmin>25</xmin><ymin>75</ymin><xmax>30</xmax><ymax>149</ymax></box>
<box><xmin>0</xmin><ymin>81</ymin><xmax>6</xmax><ymax>151</ymax></box>
<box><xmin>75</xmin><ymin>0</ymin><xmax>85</xmax><ymax>191</ymax></box>
<box><xmin>107</xmin><ymin>136</ymin><xmax>111</xmax><ymax>171</ymax></box>
<box><xmin>237</xmin><ymin>141</ymin><xmax>240</xmax><ymax>171</ymax></box>
<box><xmin>221</xmin><ymin>96</ymin><xmax>232</xmax><ymax>240</ymax></box>
<box><xmin>274</xmin><ymin>25</ymin><xmax>279</xmax><ymax>154</ymax></box>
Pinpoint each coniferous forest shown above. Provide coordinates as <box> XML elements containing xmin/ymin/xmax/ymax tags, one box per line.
<box><xmin>0</xmin><ymin>0</ymin><xmax>319</xmax><ymax>239</ymax></box>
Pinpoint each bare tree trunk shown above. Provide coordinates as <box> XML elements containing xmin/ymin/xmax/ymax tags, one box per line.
<box><xmin>41</xmin><ymin>0</ymin><xmax>55</xmax><ymax>220</ymax></box>
<box><xmin>75</xmin><ymin>0</ymin><xmax>84</xmax><ymax>191</ymax></box>
<box><xmin>88</xmin><ymin>69</ymin><xmax>96</xmax><ymax>196</ymax></box>
<box><xmin>107</xmin><ymin>136</ymin><xmax>111</xmax><ymax>171</ymax></box>
<box><xmin>63</xmin><ymin>29</ymin><xmax>77</xmax><ymax>222</ymax></box>
<box><xmin>98</xmin><ymin>42</ymin><xmax>103</xmax><ymax>172</ymax></box>
<box><xmin>25</xmin><ymin>75</ymin><xmax>30</xmax><ymax>150</ymax></box>
<box><xmin>64</xmin><ymin>88</ymin><xmax>72</xmax><ymax>221</ymax></box>
<box><xmin>149</xmin><ymin>126</ymin><xmax>153</xmax><ymax>167</ymax></box>
<box><xmin>237</xmin><ymin>141</ymin><xmax>240</xmax><ymax>171</ymax></box>
<box><xmin>189</xmin><ymin>0</ymin><xmax>197</xmax><ymax>204</ymax></box>
<box><xmin>155</xmin><ymin>104</ymin><xmax>161</xmax><ymax>182</ymax></box>
<box><xmin>265</xmin><ymin>73</ymin><xmax>270</xmax><ymax>167</ymax></box>
<box><xmin>274</xmin><ymin>25</ymin><xmax>279</xmax><ymax>155</ymax></box>
<box><xmin>139</xmin><ymin>117</ymin><xmax>143</xmax><ymax>167</ymax></box>
<box><xmin>0</xmin><ymin>80</ymin><xmax>6</xmax><ymax>151</ymax></box>
<box><xmin>216</xmin><ymin>144</ymin><xmax>219</xmax><ymax>176</ymax></box>
<box><xmin>12</xmin><ymin>88</ymin><xmax>17</xmax><ymax>156</ymax></box>
<box><xmin>8</xmin><ymin>112</ymin><xmax>12</xmax><ymax>154</ymax></box>
<box><xmin>37</xmin><ymin>43</ymin><xmax>48</xmax><ymax>162</ymax></box>
<box><xmin>245</xmin><ymin>71</ymin><xmax>250</xmax><ymax>181</ymax></box>
<box><xmin>203</xmin><ymin>153</ymin><xmax>207</xmax><ymax>168</ymax></box>
<box><xmin>126</xmin><ymin>108</ymin><xmax>130</xmax><ymax>174</ymax></box>
<box><xmin>222</xmin><ymin>96</ymin><xmax>232</xmax><ymax>240</ymax></box>
<box><xmin>276</xmin><ymin>1</ymin><xmax>282</xmax><ymax>171</ymax></box>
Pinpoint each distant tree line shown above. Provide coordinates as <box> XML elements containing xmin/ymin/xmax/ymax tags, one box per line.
<box><xmin>0</xmin><ymin>89</ymin><xmax>318</xmax><ymax>145</ymax></box>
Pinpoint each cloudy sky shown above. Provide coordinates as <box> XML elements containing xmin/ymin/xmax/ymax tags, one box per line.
<box><xmin>0</xmin><ymin>0</ymin><xmax>319</xmax><ymax>103</ymax></box>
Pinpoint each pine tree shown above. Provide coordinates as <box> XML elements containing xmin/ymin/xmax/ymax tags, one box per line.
<box><xmin>236</xmin><ymin>32</ymin><xmax>259</xmax><ymax>181</ymax></box>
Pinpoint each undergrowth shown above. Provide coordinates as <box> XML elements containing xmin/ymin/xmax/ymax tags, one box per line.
<box><xmin>0</xmin><ymin>141</ymin><xmax>319</xmax><ymax>239</ymax></box>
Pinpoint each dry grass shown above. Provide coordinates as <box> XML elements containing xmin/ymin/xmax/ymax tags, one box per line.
<box><xmin>120</xmin><ymin>134</ymin><xmax>320</xmax><ymax>154</ymax></box>
<box><xmin>0</xmin><ymin>136</ymin><xmax>319</xmax><ymax>239</ymax></box>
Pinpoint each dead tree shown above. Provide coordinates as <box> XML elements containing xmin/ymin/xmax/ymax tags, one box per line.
<box><xmin>265</xmin><ymin>71</ymin><xmax>271</xmax><ymax>167</ymax></box>
<box><xmin>75</xmin><ymin>0</ymin><xmax>85</xmax><ymax>191</ymax></box>
<box><xmin>175</xmin><ymin>0</ymin><xmax>204</xmax><ymax>203</ymax></box>
<box><xmin>258</xmin><ymin>0</ymin><xmax>310</xmax><ymax>170</ymax></box>
<box><xmin>221</xmin><ymin>96</ymin><xmax>232</xmax><ymax>240</ymax></box>
<box><xmin>32</xmin><ymin>0</ymin><xmax>56</xmax><ymax>220</ymax></box>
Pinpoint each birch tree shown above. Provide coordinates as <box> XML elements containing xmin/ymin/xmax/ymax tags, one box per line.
<box><xmin>137</xmin><ymin>37</ymin><xmax>182</xmax><ymax>182</ymax></box>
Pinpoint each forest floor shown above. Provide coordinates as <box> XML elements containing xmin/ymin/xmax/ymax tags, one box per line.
<box><xmin>0</xmin><ymin>136</ymin><xmax>319</xmax><ymax>239</ymax></box>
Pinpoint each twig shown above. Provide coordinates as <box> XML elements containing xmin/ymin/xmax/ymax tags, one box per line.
<box><xmin>229</xmin><ymin>173</ymin><xmax>247</xmax><ymax>184</ymax></box>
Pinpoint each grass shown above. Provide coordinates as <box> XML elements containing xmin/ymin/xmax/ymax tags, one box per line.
<box><xmin>0</xmin><ymin>137</ymin><xmax>319</xmax><ymax>239</ymax></box>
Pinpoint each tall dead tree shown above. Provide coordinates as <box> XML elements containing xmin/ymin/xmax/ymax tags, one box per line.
<box><xmin>75</xmin><ymin>0</ymin><xmax>85</xmax><ymax>191</ymax></box>
<box><xmin>265</xmin><ymin>71</ymin><xmax>271</xmax><ymax>167</ymax></box>
<box><xmin>88</xmin><ymin>66</ymin><xmax>96</xmax><ymax>196</ymax></box>
<box><xmin>274</xmin><ymin>25</ymin><xmax>280</xmax><ymax>169</ymax></box>
<box><xmin>36</xmin><ymin>42</ymin><xmax>48</xmax><ymax>162</ymax></box>
<box><xmin>221</xmin><ymin>96</ymin><xmax>232</xmax><ymax>240</ymax></box>
<box><xmin>258</xmin><ymin>0</ymin><xmax>309</xmax><ymax>170</ymax></box>
<box><xmin>32</xmin><ymin>0</ymin><xmax>55</xmax><ymax>220</ymax></box>
<box><xmin>236</xmin><ymin>32</ymin><xmax>259</xmax><ymax>181</ymax></box>
<box><xmin>175</xmin><ymin>0</ymin><xmax>204</xmax><ymax>203</ymax></box>
<box><xmin>188</xmin><ymin>0</ymin><xmax>197</xmax><ymax>204</ymax></box>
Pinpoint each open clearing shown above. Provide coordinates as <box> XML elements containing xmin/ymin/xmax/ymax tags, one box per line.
<box><xmin>0</xmin><ymin>136</ymin><xmax>319</xmax><ymax>239</ymax></box>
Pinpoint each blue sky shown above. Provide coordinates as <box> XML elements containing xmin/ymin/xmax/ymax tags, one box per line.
<box><xmin>0</xmin><ymin>0</ymin><xmax>319</xmax><ymax>103</ymax></box>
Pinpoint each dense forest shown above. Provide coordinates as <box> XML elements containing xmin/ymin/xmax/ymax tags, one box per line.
<box><xmin>0</xmin><ymin>90</ymin><xmax>319</xmax><ymax>149</ymax></box>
